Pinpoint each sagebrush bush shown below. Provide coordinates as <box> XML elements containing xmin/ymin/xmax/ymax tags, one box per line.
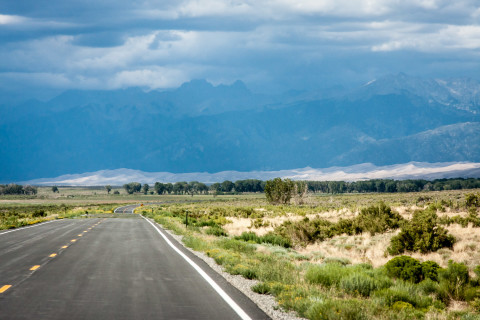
<box><xmin>306</xmin><ymin>263</ymin><xmax>350</xmax><ymax>287</ymax></box>
<box><xmin>374</xmin><ymin>282</ymin><xmax>433</xmax><ymax>309</ymax></box>
<box><xmin>205</xmin><ymin>226</ymin><xmax>228</xmax><ymax>237</ymax></box>
<box><xmin>255</xmin><ymin>254</ymin><xmax>297</xmax><ymax>284</ymax></box>
<box><xmin>275</xmin><ymin>218</ymin><xmax>333</xmax><ymax>245</ymax></box>
<box><xmin>306</xmin><ymin>298</ymin><xmax>370</xmax><ymax>320</ymax></box>
<box><xmin>354</xmin><ymin>202</ymin><xmax>404</xmax><ymax>235</ymax></box>
<box><xmin>276</xmin><ymin>203</ymin><xmax>401</xmax><ymax>246</ymax></box>
<box><xmin>417</xmin><ymin>279</ymin><xmax>439</xmax><ymax>295</ymax></box>
<box><xmin>226</xmin><ymin>263</ymin><xmax>257</xmax><ymax>279</ymax></box>
<box><xmin>234</xmin><ymin>231</ymin><xmax>292</xmax><ymax>248</ymax></box>
<box><xmin>261</xmin><ymin>233</ymin><xmax>292</xmax><ymax>248</ymax></box>
<box><xmin>340</xmin><ymin>272</ymin><xmax>379</xmax><ymax>297</ymax></box>
<box><xmin>385</xmin><ymin>256</ymin><xmax>423</xmax><ymax>283</ymax></box>
<box><xmin>32</xmin><ymin>210</ymin><xmax>46</xmax><ymax>217</ymax></box>
<box><xmin>252</xmin><ymin>282</ymin><xmax>270</xmax><ymax>294</ymax></box>
<box><xmin>421</xmin><ymin>260</ymin><xmax>441</xmax><ymax>281</ymax></box>
<box><xmin>217</xmin><ymin>238</ymin><xmax>256</xmax><ymax>254</ymax></box>
<box><xmin>388</xmin><ymin>209</ymin><xmax>455</xmax><ymax>255</ymax></box>
<box><xmin>438</xmin><ymin>260</ymin><xmax>470</xmax><ymax>300</ymax></box>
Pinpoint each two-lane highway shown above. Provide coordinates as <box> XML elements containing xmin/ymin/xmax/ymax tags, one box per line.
<box><xmin>114</xmin><ymin>204</ymin><xmax>139</xmax><ymax>214</ymax></box>
<box><xmin>0</xmin><ymin>215</ymin><xmax>270</xmax><ymax>319</ymax></box>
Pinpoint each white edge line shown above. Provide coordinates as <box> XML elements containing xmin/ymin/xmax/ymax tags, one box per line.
<box><xmin>141</xmin><ymin>215</ymin><xmax>252</xmax><ymax>320</ymax></box>
<box><xmin>0</xmin><ymin>219</ymin><xmax>60</xmax><ymax>236</ymax></box>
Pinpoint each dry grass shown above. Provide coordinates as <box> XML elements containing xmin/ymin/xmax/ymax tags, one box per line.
<box><xmin>224</xmin><ymin>202</ymin><xmax>480</xmax><ymax>271</ymax></box>
<box><xmin>224</xmin><ymin>208</ymin><xmax>358</xmax><ymax>236</ymax></box>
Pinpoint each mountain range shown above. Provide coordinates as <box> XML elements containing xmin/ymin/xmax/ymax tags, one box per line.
<box><xmin>1</xmin><ymin>73</ymin><xmax>480</xmax><ymax>182</ymax></box>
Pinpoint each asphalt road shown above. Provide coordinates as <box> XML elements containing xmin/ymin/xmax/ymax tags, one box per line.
<box><xmin>0</xmin><ymin>215</ymin><xmax>270</xmax><ymax>319</ymax></box>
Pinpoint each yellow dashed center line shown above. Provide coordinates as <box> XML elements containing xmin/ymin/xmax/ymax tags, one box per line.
<box><xmin>30</xmin><ymin>265</ymin><xmax>40</xmax><ymax>271</ymax></box>
<box><xmin>71</xmin><ymin>239</ymin><xmax>77</xmax><ymax>242</ymax></box>
<box><xmin>78</xmin><ymin>234</ymin><xmax>83</xmax><ymax>237</ymax></box>
<box><xmin>49</xmin><ymin>253</ymin><xmax>57</xmax><ymax>258</ymax></box>
<box><xmin>83</xmin><ymin>231</ymin><xmax>88</xmax><ymax>233</ymax></box>
<box><xmin>61</xmin><ymin>246</ymin><xmax>68</xmax><ymax>249</ymax></box>
<box><xmin>0</xmin><ymin>285</ymin><xmax>12</xmax><ymax>293</ymax></box>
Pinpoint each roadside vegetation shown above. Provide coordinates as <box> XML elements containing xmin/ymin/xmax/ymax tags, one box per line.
<box><xmin>0</xmin><ymin>203</ymin><xmax>123</xmax><ymax>230</ymax></box>
<box><xmin>140</xmin><ymin>189</ymin><xmax>480</xmax><ymax>319</ymax></box>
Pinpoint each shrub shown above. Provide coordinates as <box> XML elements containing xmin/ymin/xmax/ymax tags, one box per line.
<box><xmin>391</xmin><ymin>301</ymin><xmax>414</xmax><ymax>311</ymax></box>
<box><xmin>385</xmin><ymin>256</ymin><xmax>423</xmax><ymax>283</ymax></box>
<box><xmin>252</xmin><ymin>282</ymin><xmax>270</xmax><ymax>294</ymax></box>
<box><xmin>465</xmin><ymin>193</ymin><xmax>480</xmax><ymax>208</ymax></box>
<box><xmin>374</xmin><ymin>282</ymin><xmax>432</xmax><ymax>309</ymax></box>
<box><xmin>306</xmin><ymin>263</ymin><xmax>349</xmax><ymax>287</ymax></box>
<box><xmin>470</xmin><ymin>298</ymin><xmax>480</xmax><ymax>313</ymax></box>
<box><xmin>463</xmin><ymin>287</ymin><xmax>480</xmax><ymax>302</ymax></box>
<box><xmin>261</xmin><ymin>233</ymin><xmax>292</xmax><ymax>248</ymax></box>
<box><xmin>217</xmin><ymin>238</ymin><xmax>256</xmax><ymax>254</ymax></box>
<box><xmin>340</xmin><ymin>272</ymin><xmax>379</xmax><ymax>297</ymax></box>
<box><xmin>275</xmin><ymin>218</ymin><xmax>333</xmax><ymax>245</ymax></box>
<box><xmin>32</xmin><ymin>210</ymin><xmax>46</xmax><ymax>217</ymax></box>
<box><xmin>183</xmin><ymin>235</ymin><xmax>209</xmax><ymax>251</ymax></box>
<box><xmin>388</xmin><ymin>209</ymin><xmax>455</xmax><ymax>255</ymax></box>
<box><xmin>438</xmin><ymin>260</ymin><xmax>470</xmax><ymax>300</ymax></box>
<box><xmin>226</xmin><ymin>264</ymin><xmax>257</xmax><ymax>279</ymax></box>
<box><xmin>421</xmin><ymin>261</ymin><xmax>441</xmax><ymax>281</ymax></box>
<box><xmin>234</xmin><ymin>231</ymin><xmax>292</xmax><ymax>248</ymax></box>
<box><xmin>306</xmin><ymin>298</ymin><xmax>369</xmax><ymax>320</ymax></box>
<box><xmin>235</xmin><ymin>231</ymin><xmax>260</xmax><ymax>243</ymax></box>
<box><xmin>354</xmin><ymin>202</ymin><xmax>404</xmax><ymax>235</ymax></box>
<box><xmin>418</xmin><ymin>279</ymin><xmax>439</xmax><ymax>295</ymax></box>
<box><xmin>324</xmin><ymin>257</ymin><xmax>351</xmax><ymax>266</ymax></box>
<box><xmin>205</xmin><ymin>226</ymin><xmax>228</xmax><ymax>237</ymax></box>
<box><xmin>255</xmin><ymin>255</ymin><xmax>297</xmax><ymax>284</ymax></box>
<box><xmin>331</xmin><ymin>218</ymin><xmax>356</xmax><ymax>236</ymax></box>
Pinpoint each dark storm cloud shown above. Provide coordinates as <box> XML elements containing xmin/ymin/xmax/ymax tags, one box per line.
<box><xmin>0</xmin><ymin>0</ymin><xmax>479</xmax><ymax>96</ymax></box>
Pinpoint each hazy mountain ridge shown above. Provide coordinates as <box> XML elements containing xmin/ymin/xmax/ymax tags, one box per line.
<box><xmin>22</xmin><ymin>162</ymin><xmax>480</xmax><ymax>186</ymax></box>
<box><xmin>355</xmin><ymin>73</ymin><xmax>480</xmax><ymax>114</ymax></box>
<box><xmin>1</xmin><ymin>73</ymin><xmax>480</xmax><ymax>182</ymax></box>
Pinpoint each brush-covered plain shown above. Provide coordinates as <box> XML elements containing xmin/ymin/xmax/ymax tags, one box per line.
<box><xmin>140</xmin><ymin>190</ymin><xmax>480</xmax><ymax>319</ymax></box>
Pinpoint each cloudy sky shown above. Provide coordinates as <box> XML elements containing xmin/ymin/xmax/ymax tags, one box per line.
<box><xmin>1</xmin><ymin>0</ymin><xmax>479</xmax><ymax>99</ymax></box>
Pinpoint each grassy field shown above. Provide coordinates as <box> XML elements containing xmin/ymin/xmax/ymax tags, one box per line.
<box><xmin>138</xmin><ymin>189</ymin><xmax>480</xmax><ymax>320</ymax></box>
<box><xmin>3</xmin><ymin>187</ymin><xmax>480</xmax><ymax>319</ymax></box>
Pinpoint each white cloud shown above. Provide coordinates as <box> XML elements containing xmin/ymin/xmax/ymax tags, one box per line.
<box><xmin>372</xmin><ymin>24</ymin><xmax>480</xmax><ymax>52</ymax></box>
<box><xmin>0</xmin><ymin>14</ymin><xmax>27</xmax><ymax>25</ymax></box>
<box><xmin>1</xmin><ymin>0</ymin><xmax>479</xmax><ymax>94</ymax></box>
<box><xmin>108</xmin><ymin>67</ymin><xmax>187</xmax><ymax>89</ymax></box>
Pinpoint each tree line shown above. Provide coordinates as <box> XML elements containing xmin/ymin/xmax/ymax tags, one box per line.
<box><xmin>2</xmin><ymin>177</ymin><xmax>478</xmax><ymax>197</ymax></box>
<box><xmin>0</xmin><ymin>184</ymin><xmax>38</xmax><ymax>195</ymax></box>
<box><xmin>149</xmin><ymin>178</ymin><xmax>480</xmax><ymax>195</ymax></box>
<box><xmin>150</xmin><ymin>179</ymin><xmax>265</xmax><ymax>195</ymax></box>
<box><xmin>305</xmin><ymin>178</ymin><xmax>480</xmax><ymax>194</ymax></box>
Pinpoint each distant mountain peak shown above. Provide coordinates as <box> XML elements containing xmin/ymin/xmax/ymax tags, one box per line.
<box><xmin>352</xmin><ymin>73</ymin><xmax>480</xmax><ymax>114</ymax></box>
<box><xmin>178</xmin><ymin>79</ymin><xmax>214</xmax><ymax>91</ymax></box>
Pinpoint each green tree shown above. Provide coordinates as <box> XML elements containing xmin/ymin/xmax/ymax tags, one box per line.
<box><xmin>221</xmin><ymin>180</ymin><xmax>234</xmax><ymax>192</ymax></box>
<box><xmin>154</xmin><ymin>182</ymin><xmax>166</xmax><ymax>195</ymax></box>
<box><xmin>105</xmin><ymin>185</ymin><xmax>112</xmax><ymax>194</ymax></box>
<box><xmin>142</xmin><ymin>184</ymin><xmax>149</xmax><ymax>195</ymax></box>
<box><xmin>209</xmin><ymin>183</ymin><xmax>221</xmax><ymax>192</ymax></box>
<box><xmin>264</xmin><ymin>178</ymin><xmax>295</xmax><ymax>204</ymax></box>
<box><xmin>123</xmin><ymin>182</ymin><xmax>141</xmax><ymax>194</ymax></box>
<box><xmin>52</xmin><ymin>186</ymin><xmax>59</xmax><ymax>193</ymax></box>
